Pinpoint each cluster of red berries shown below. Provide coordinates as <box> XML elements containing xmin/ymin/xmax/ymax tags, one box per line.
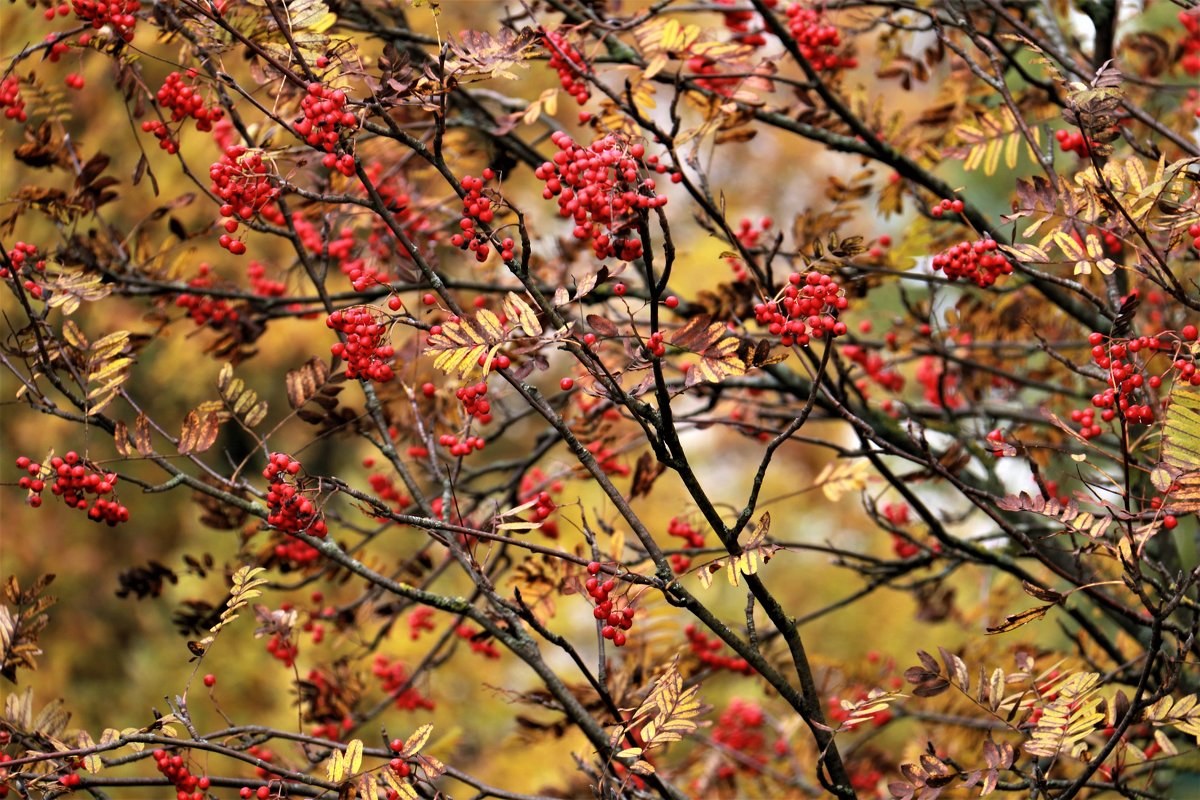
<box><xmin>450</xmin><ymin>171</ymin><xmax>501</xmax><ymax>263</ymax></box>
<box><xmin>880</xmin><ymin>502</ymin><xmax>922</xmax><ymax>557</ymax></box>
<box><xmin>408</xmin><ymin>606</ymin><xmax>436</xmax><ymax>640</ymax></box>
<box><xmin>246</xmin><ymin>745</ymin><xmax>282</xmax><ymax>781</ymax></box>
<box><xmin>1181</xmin><ymin>11</ymin><xmax>1200</xmax><ymax>76</ymax></box>
<box><xmin>362</xmin><ymin>165</ymin><xmax>440</xmax><ymax>262</ymax></box>
<box><xmin>72</xmin><ymin>0</ymin><xmax>139</xmax><ymax>40</ymax></box>
<box><xmin>365</xmin><ymin>466</ymin><xmax>412</xmax><ymax>519</ymax></box>
<box><xmin>263</xmin><ymin>452</ymin><xmax>328</xmax><ymax>538</ymax></box>
<box><xmin>929</xmin><ymin>197</ymin><xmax>964</xmax><ymax>217</ymax></box>
<box><xmin>1188</xmin><ymin>221</ymin><xmax>1200</xmax><ymax>251</ymax></box>
<box><xmin>666</xmin><ymin>517</ymin><xmax>705</xmax><ymax>573</ymax></box>
<box><xmin>0</xmin><ymin>752</ymin><xmax>12</xmax><ymax>798</ymax></box>
<box><xmin>644</xmin><ymin>330</ymin><xmax>666</xmax><ymax>359</ymax></box>
<box><xmin>158</xmin><ymin>71</ymin><xmax>224</xmax><ymax>129</ymax></box>
<box><xmin>716</xmin><ymin>0</ymin><xmax>769</xmax><ymax>46</ymax></box>
<box><xmin>585</xmin><ymin>440</ymin><xmax>630</xmax><ymax>476</ymax></box>
<box><xmin>784</xmin><ymin>5</ymin><xmax>856</xmax><ymax>71</ymax></box>
<box><xmin>930</xmin><ymin>238</ymin><xmax>1013</xmax><ymax>287</ymax></box>
<box><xmin>455</xmin><ymin>624</ymin><xmax>501</xmax><ymax>659</ymax></box>
<box><xmin>1055</xmin><ymin>129</ymin><xmax>1095</xmax><ymax>158</ymax></box>
<box><xmin>327</xmin><ymin>307</ymin><xmax>395</xmax><ymax>383</ymax></box>
<box><xmin>543</xmin><ymin>29</ymin><xmax>590</xmax><ymax>104</ymax></box>
<box><xmin>1</xmin><ymin>76</ymin><xmax>27</xmax><ymax>123</ymax></box>
<box><xmin>151</xmin><ymin>749</ymin><xmax>211</xmax><ymax>800</ymax></box>
<box><xmin>518</xmin><ymin>468</ymin><xmax>562</xmax><ymax>537</ymax></box>
<box><xmin>841</xmin><ymin>343</ymin><xmax>905</xmax><ymax>398</ymax></box>
<box><xmin>3</xmin><ymin>241</ymin><xmax>46</xmax><ymax>299</ymax></box>
<box><xmin>438</xmin><ymin>433</ymin><xmax>486</xmax><ymax>457</ymax></box>
<box><xmin>711</xmin><ymin>699</ymin><xmax>783</xmax><ymax>780</ymax></box>
<box><xmin>64</xmin><ymin>73</ymin><xmax>84</xmax><ymax>90</ymax></box>
<box><xmin>386</xmin><ymin>738</ymin><xmax>417</xmax><ymax>788</ymax></box>
<box><xmin>724</xmin><ymin>216</ymin><xmax>773</xmax><ymax>280</ymax></box>
<box><xmin>585</xmin><ymin>562</ymin><xmax>634</xmax><ymax>647</ymax></box>
<box><xmin>685</xmin><ymin>624</ymin><xmax>753</xmax><ymax>674</ymax></box>
<box><xmin>210</xmin><ymin>146</ymin><xmax>283</xmax><ymax>255</ymax></box>
<box><xmin>753</xmin><ymin>270</ymin><xmax>850</xmax><ymax>346</ymax></box>
<box><xmin>247</xmin><ymin>260</ymin><xmax>287</xmax><ymax>297</ymax></box>
<box><xmin>1069</xmin><ymin>326</ymin><xmax>1200</xmax><ymax>438</ymax></box>
<box><xmin>296</xmin><ymin>82</ymin><xmax>358</xmax><ymax>175</ymax></box>
<box><xmin>175</xmin><ymin>264</ymin><xmax>239</xmax><ymax>328</ymax></box>
<box><xmin>39</xmin><ymin>2</ymin><xmax>71</xmax><ymax>19</ymax></box>
<box><xmin>916</xmin><ymin>355</ymin><xmax>964</xmax><ymax>409</ymax></box>
<box><xmin>268</xmin><ymin>529</ymin><xmax>322</xmax><ymax>569</ymax></box>
<box><xmin>265</xmin><ymin>632</ymin><xmax>299</xmax><ymax>667</ymax></box>
<box><xmin>372</xmin><ymin>655</ymin><xmax>436</xmax><ymax>711</ymax></box>
<box><xmin>16</xmin><ymin>452</ymin><xmax>129</xmax><ymax>525</ymax></box>
<box><xmin>535</xmin><ymin>132</ymin><xmax>670</xmax><ymax>261</ymax></box>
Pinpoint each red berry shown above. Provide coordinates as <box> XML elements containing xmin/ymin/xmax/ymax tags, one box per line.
<box><xmin>560</xmin><ymin>377</ymin><xmax>574</xmax><ymax>391</ymax></box>
<box><xmin>203</xmin><ymin>674</ymin><xmax>215</xmax><ymax>687</ymax></box>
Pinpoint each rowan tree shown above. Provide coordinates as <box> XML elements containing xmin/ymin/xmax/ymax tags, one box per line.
<box><xmin>2</xmin><ymin>0</ymin><xmax>1200</xmax><ymax>798</ymax></box>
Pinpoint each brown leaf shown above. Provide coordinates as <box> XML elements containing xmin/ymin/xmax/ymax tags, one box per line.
<box><xmin>986</xmin><ymin>604</ymin><xmax>1055</xmax><ymax>635</ymax></box>
<box><xmin>586</xmin><ymin>314</ymin><xmax>619</xmax><ymax>338</ymax></box>
<box><xmin>134</xmin><ymin>412</ymin><xmax>154</xmax><ymax>455</ymax></box>
<box><xmin>629</xmin><ymin>452</ymin><xmax>665</xmax><ymax>499</ymax></box>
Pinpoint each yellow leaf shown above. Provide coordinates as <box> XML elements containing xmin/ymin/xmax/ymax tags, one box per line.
<box><xmin>344</xmin><ymin>738</ymin><xmax>363</xmax><ymax>776</ymax></box>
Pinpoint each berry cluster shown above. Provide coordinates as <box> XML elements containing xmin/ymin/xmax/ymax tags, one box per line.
<box><xmin>365</xmin><ymin>467</ymin><xmax>412</xmax><ymax>519</ymax></box>
<box><xmin>916</xmin><ymin>355</ymin><xmax>964</xmax><ymax>409</ymax></box>
<box><xmin>1181</xmin><ymin>10</ymin><xmax>1200</xmax><ymax>76</ymax></box>
<box><xmin>585</xmin><ymin>562</ymin><xmax>634</xmax><ymax>647</ymax></box>
<box><xmin>143</xmin><ymin>71</ymin><xmax>225</xmax><ymax>153</ymax></box>
<box><xmin>929</xmin><ymin>196</ymin><xmax>964</xmax><ymax>217</ymax></box>
<box><xmin>1055</xmin><ymin>129</ymin><xmax>1096</xmax><ymax>158</ymax></box>
<box><xmin>753</xmin><ymin>270</ymin><xmax>849</xmax><ymax>346</ymax></box>
<box><xmin>437</xmin><ymin>432</ymin><xmax>486</xmax><ymax>457</ymax></box>
<box><xmin>455</xmin><ymin>624</ymin><xmax>501</xmax><ymax>659</ymax></box>
<box><xmin>585</xmin><ymin>439</ymin><xmax>630</xmax><ymax>476</ymax></box>
<box><xmin>711</xmin><ymin>699</ymin><xmax>781</xmax><ymax>780</ymax></box>
<box><xmin>40</xmin><ymin>2</ymin><xmax>72</xmax><ymax>20</ymax></box>
<box><xmin>784</xmin><ymin>5</ymin><xmax>856</xmax><ymax>71</ymax></box>
<box><xmin>269</xmin><ymin>530</ymin><xmax>322</xmax><ymax>569</ymax></box>
<box><xmin>408</xmin><ymin>606</ymin><xmax>436</xmax><ymax>640</ymax></box>
<box><xmin>15</xmin><ymin>452</ymin><xmax>129</xmax><ymax>525</ymax></box>
<box><xmin>64</xmin><ymin>73</ymin><xmax>84</xmax><ymax>90</ymax></box>
<box><xmin>534</xmin><ymin>132</ymin><xmax>669</xmax><ymax>261</ymax></box>
<box><xmin>372</xmin><ymin>655</ymin><xmax>436</xmax><ymax>711</ymax></box>
<box><xmin>930</xmin><ymin>238</ymin><xmax>1013</xmax><ymax>287</ymax></box>
<box><xmin>265</xmin><ymin>632</ymin><xmax>299</xmax><ymax>667</ymax></box>
<box><xmin>1189</xmin><ymin>221</ymin><xmax>1200</xmax><ymax>251</ymax></box>
<box><xmin>717</xmin><ymin>0</ymin><xmax>769</xmax><ymax>46</ymax></box>
<box><xmin>46</xmin><ymin>32</ymin><xmax>73</xmax><ymax>61</ymax></box>
<box><xmin>1069</xmin><ymin>326</ymin><xmax>1200</xmax><ymax>438</ymax></box>
<box><xmin>151</xmin><ymin>749</ymin><xmax>210</xmax><ymax>800</ymax></box>
<box><xmin>667</xmin><ymin>516</ymin><xmax>705</xmax><ymax>572</ymax></box>
<box><xmin>881</xmin><ymin>502</ymin><xmax>920</xmax><ymax>558</ymax></box>
<box><xmin>1</xmin><ymin>76</ymin><xmax>27</xmax><ymax>123</ymax></box>
<box><xmin>3</xmin><ymin>241</ymin><xmax>47</xmax><ymax>299</ymax></box>
<box><xmin>263</xmin><ymin>452</ymin><xmax>328</xmax><ymax>538</ymax></box>
<box><xmin>296</xmin><ymin>82</ymin><xmax>357</xmax><ymax>175</ymax></box>
<box><xmin>72</xmin><ymin>0</ymin><xmax>139</xmax><ymax>41</ymax></box>
<box><xmin>210</xmin><ymin>146</ymin><xmax>283</xmax><ymax>255</ymax></box>
<box><xmin>685</xmin><ymin>624</ymin><xmax>753</xmax><ymax>674</ymax></box>
<box><xmin>450</xmin><ymin>171</ymin><xmax>502</xmax><ymax>263</ymax></box>
<box><xmin>247</xmin><ymin>260</ymin><xmax>287</xmax><ymax>298</ymax></box>
<box><xmin>518</xmin><ymin>468</ymin><xmax>562</xmax><ymax>538</ymax></box>
<box><xmin>175</xmin><ymin>264</ymin><xmax>240</xmax><ymax>328</ymax></box>
<box><xmin>724</xmin><ymin>216</ymin><xmax>773</xmax><ymax>280</ymax></box>
<box><xmin>841</xmin><ymin>341</ymin><xmax>905</xmax><ymax>398</ymax></box>
<box><xmin>543</xmin><ymin>29</ymin><xmax>590</xmax><ymax>104</ymax></box>
<box><xmin>327</xmin><ymin>307</ymin><xmax>395</xmax><ymax>382</ymax></box>
<box><xmin>159</xmin><ymin>71</ymin><xmax>224</xmax><ymax>129</ymax></box>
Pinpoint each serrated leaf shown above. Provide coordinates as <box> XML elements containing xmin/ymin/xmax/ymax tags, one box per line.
<box><xmin>503</xmin><ymin>293</ymin><xmax>542</xmax><ymax>337</ymax></box>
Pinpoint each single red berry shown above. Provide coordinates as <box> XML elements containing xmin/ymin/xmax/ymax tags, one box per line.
<box><xmin>1164</xmin><ymin>515</ymin><xmax>1178</xmax><ymax>530</ymax></box>
<box><xmin>1183</xmin><ymin>325</ymin><xmax>1198</xmax><ymax>341</ymax></box>
<box><xmin>203</xmin><ymin>674</ymin><xmax>215</xmax><ymax>687</ymax></box>
<box><xmin>560</xmin><ymin>377</ymin><xmax>574</xmax><ymax>391</ymax></box>
<box><xmin>422</xmin><ymin>293</ymin><xmax>436</xmax><ymax>306</ymax></box>
<box><xmin>613</xmin><ymin>283</ymin><xmax>627</xmax><ymax>296</ymax></box>
<box><xmin>664</xmin><ymin>295</ymin><xmax>679</xmax><ymax>309</ymax></box>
